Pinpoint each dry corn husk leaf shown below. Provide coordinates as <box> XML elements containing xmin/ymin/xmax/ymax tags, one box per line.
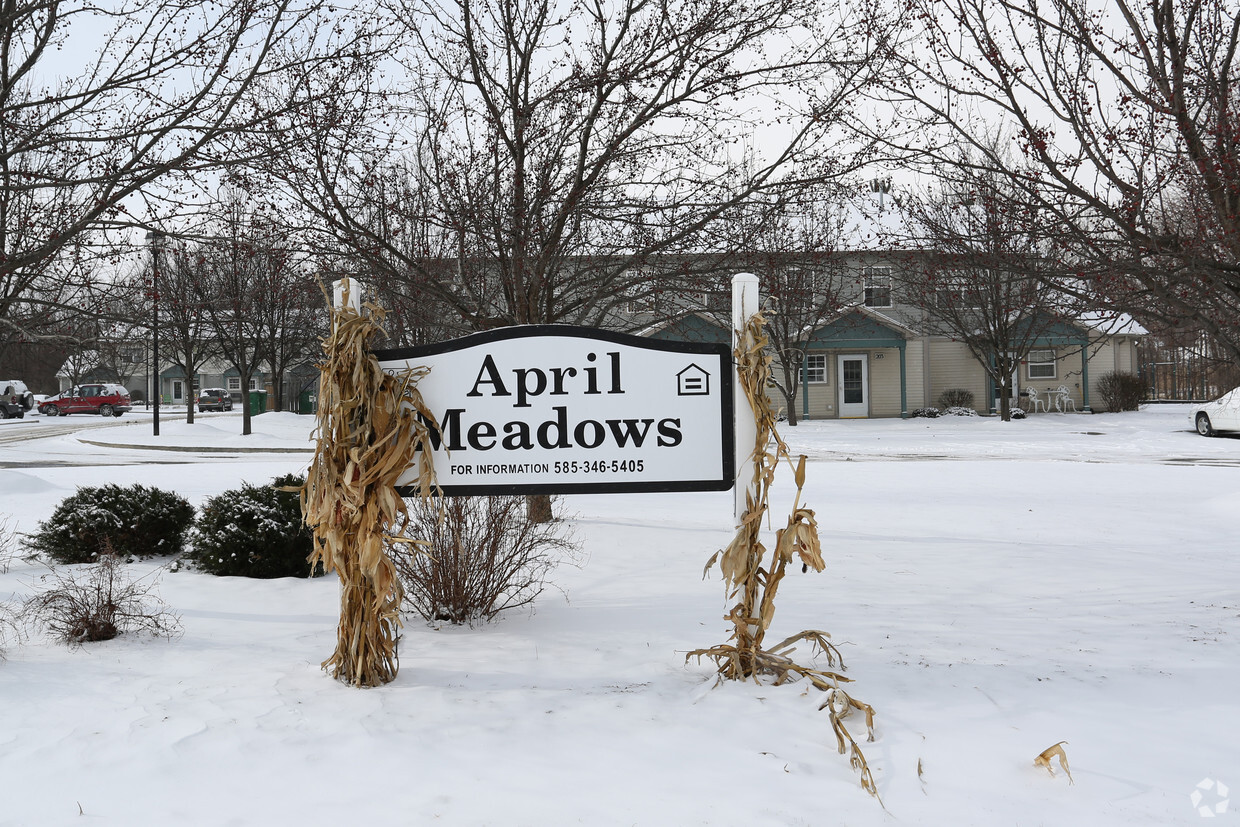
<box><xmin>1034</xmin><ymin>741</ymin><xmax>1074</xmax><ymax>784</ymax></box>
<box><xmin>301</xmin><ymin>285</ymin><xmax>438</xmax><ymax>688</ymax></box>
<box><xmin>690</xmin><ymin>308</ymin><xmax>879</xmax><ymax>802</ymax></box>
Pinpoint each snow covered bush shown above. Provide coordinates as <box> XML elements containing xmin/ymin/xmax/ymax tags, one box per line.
<box><xmin>937</xmin><ymin>388</ymin><xmax>974</xmax><ymax>409</ymax></box>
<box><xmin>389</xmin><ymin>495</ymin><xmax>580</xmax><ymax>625</ymax></box>
<box><xmin>942</xmin><ymin>406</ymin><xmax>979</xmax><ymax>417</ymax></box>
<box><xmin>183</xmin><ymin>474</ymin><xmax>321</xmax><ymax>578</ymax></box>
<box><xmin>910</xmin><ymin>407</ymin><xmax>940</xmax><ymax>418</ymax></box>
<box><xmin>1096</xmin><ymin>371</ymin><xmax>1144</xmax><ymax>412</ymax></box>
<box><xmin>1009</xmin><ymin>407</ymin><xmax>1027</xmax><ymax>419</ymax></box>
<box><xmin>23</xmin><ymin>553</ymin><xmax>180</xmax><ymax>644</ymax></box>
<box><xmin>28</xmin><ymin>484</ymin><xmax>195</xmax><ymax>564</ymax></box>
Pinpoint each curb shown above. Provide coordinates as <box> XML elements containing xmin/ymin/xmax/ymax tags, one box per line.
<box><xmin>76</xmin><ymin>438</ymin><xmax>314</xmax><ymax>454</ymax></box>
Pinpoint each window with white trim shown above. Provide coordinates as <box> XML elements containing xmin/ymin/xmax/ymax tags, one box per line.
<box><xmin>227</xmin><ymin>377</ymin><xmax>241</xmax><ymax>391</ymax></box>
<box><xmin>1027</xmin><ymin>349</ymin><xmax>1057</xmax><ymax>379</ymax></box>
<box><xmin>804</xmin><ymin>354</ymin><xmax>827</xmax><ymax>383</ymax></box>
<box><xmin>863</xmin><ymin>267</ymin><xmax>892</xmax><ymax>307</ymax></box>
<box><xmin>935</xmin><ymin>275</ymin><xmax>980</xmax><ymax>309</ymax></box>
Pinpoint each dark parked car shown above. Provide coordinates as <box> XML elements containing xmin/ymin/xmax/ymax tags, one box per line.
<box><xmin>39</xmin><ymin>384</ymin><xmax>132</xmax><ymax>417</ymax></box>
<box><xmin>198</xmin><ymin>387</ymin><xmax>234</xmax><ymax>412</ymax></box>
<box><xmin>1</xmin><ymin>380</ymin><xmax>29</xmax><ymax>419</ymax></box>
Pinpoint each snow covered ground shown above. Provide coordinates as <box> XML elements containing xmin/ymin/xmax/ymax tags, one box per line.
<box><xmin>1</xmin><ymin>406</ymin><xmax>1237</xmax><ymax>826</ymax></box>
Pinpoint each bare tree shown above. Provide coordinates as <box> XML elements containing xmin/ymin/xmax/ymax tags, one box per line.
<box><xmin>877</xmin><ymin>0</ymin><xmax>1240</xmax><ymax>363</ymax></box>
<box><xmin>256</xmin><ymin>0</ymin><xmax>895</xmax><ymax>520</ymax></box>
<box><xmin>146</xmin><ymin>243</ymin><xmax>223</xmax><ymax>422</ymax></box>
<box><xmin>890</xmin><ymin>169</ymin><xmax>1084</xmax><ymax>420</ymax></box>
<box><xmin>0</xmin><ymin>0</ymin><xmax>368</xmax><ymax>370</ymax></box>
<box><xmin>189</xmin><ymin>202</ymin><xmax>304</xmax><ymax>435</ymax></box>
<box><xmin>252</xmin><ymin>259</ymin><xmax>323</xmax><ymax>412</ymax></box>
<box><xmin>709</xmin><ymin>196</ymin><xmax>855</xmax><ymax>425</ymax></box>
<box><xmin>258</xmin><ymin>0</ymin><xmax>894</xmax><ymax>330</ymax></box>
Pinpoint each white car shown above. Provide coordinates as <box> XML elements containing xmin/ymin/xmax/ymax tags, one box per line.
<box><xmin>1191</xmin><ymin>387</ymin><xmax>1240</xmax><ymax>436</ymax></box>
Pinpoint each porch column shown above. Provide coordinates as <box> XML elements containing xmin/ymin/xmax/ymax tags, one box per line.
<box><xmin>898</xmin><ymin>343</ymin><xmax>908</xmax><ymax>418</ymax></box>
<box><xmin>802</xmin><ymin>352</ymin><xmax>810</xmax><ymax>420</ymax></box>
<box><xmin>1080</xmin><ymin>341</ymin><xmax>1092</xmax><ymax>412</ymax></box>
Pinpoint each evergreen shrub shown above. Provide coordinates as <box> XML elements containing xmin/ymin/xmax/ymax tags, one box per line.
<box><xmin>183</xmin><ymin>474</ymin><xmax>321</xmax><ymax>578</ymax></box>
<box><xmin>29</xmin><ymin>484</ymin><xmax>195</xmax><ymax>564</ymax></box>
<box><xmin>910</xmin><ymin>407</ymin><xmax>941</xmax><ymax>418</ymax></box>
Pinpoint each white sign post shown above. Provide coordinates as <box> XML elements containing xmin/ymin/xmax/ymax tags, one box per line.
<box><xmin>375</xmin><ymin>327</ymin><xmax>735</xmax><ymax>495</ymax></box>
<box><xmin>731</xmin><ymin>272</ymin><xmax>760</xmax><ymax>523</ymax></box>
<box><xmin>332</xmin><ymin>277</ymin><xmax>362</xmax><ymax>314</ymax></box>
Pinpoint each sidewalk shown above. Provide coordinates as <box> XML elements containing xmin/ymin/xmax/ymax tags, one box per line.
<box><xmin>74</xmin><ymin>410</ymin><xmax>317</xmax><ymax>454</ymax></box>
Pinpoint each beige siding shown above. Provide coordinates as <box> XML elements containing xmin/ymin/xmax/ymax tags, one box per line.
<box><xmin>905</xmin><ymin>340</ymin><xmax>927</xmax><ymax>411</ymax></box>
<box><xmin>805</xmin><ymin>378</ymin><xmax>834</xmax><ymax>418</ymax></box>
<box><xmin>766</xmin><ymin>332</ymin><xmax>1146</xmax><ymax>419</ymax></box>
<box><xmin>1081</xmin><ymin>335</ymin><xmax>1140</xmax><ymax>410</ymax></box>
<box><xmin>928</xmin><ymin>339</ymin><xmax>988</xmax><ymax>411</ymax></box>
<box><xmin>792</xmin><ymin>345</ymin><xmax>924</xmax><ymax>419</ymax></box>
<box><xmin>866</xmin><ymin>351</ymin><xmax>897</xmax><ymax>417</ymax></box>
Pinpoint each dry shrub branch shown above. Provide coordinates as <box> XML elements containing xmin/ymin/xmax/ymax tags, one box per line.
<box><xmin>389</xmin><ymin>494</ymin><xmax>578</xmax><ymax>625</ymax></box>
<box><xmin>0</xmin><ymin>513</ymin><xmax>18</xmax><ymax>573</ymax></box>
<box><xmin>688</xmin><ymin>309</ymin><xmax>880</xmax><ymax>800</ymax></box>
<box><xmin>301</xmin><ymin>287</ymin><xmax>439</xmax><ymax>687</ymax></box>
<box><xmin>22</xmin><ymin>552</ymin><xmax>181</xmax><ymax>645</ymax></box>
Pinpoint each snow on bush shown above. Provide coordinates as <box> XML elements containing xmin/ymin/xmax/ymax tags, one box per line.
<box><xmin>28</xmin><ymin>484</ymin><xmax>195</xmax><ymax>564</ymax></box>
<box><xmin>183</xmin><ymin>474</ymin><xmax>321</xmax><ymax>578</ymax></box>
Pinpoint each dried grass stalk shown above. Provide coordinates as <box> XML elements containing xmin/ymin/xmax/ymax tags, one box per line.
<box><xmin>688</xmin><ymin>308</ymin><xmax>880</xmax><ymax>801</ymax></box>
<box><xmin>302</xmin><ymin>288</ymin><xmax>439</xmax><ymax>687</ymax></box>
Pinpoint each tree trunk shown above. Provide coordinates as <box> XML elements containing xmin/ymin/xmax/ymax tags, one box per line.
<box><xmin>241</xmin><ymin>371</ymin><xmax>253</xmax><ymax>436</ymax></box>
<box><xmin>526</xmin><ymin>493</ymin><xmax>553</xmax><ymax>524</ymax></box>
<box><xmin>998</xmin><ymin>380</ymin><xmax>1012</xmax><ymax>421</ymax></box>
<box><xmin>784</xmin><ymin>389</ymin><xmax>799</xmax><ymax>426</ymax></box>
<box><xmin>184</xmin><ymin>367</ymin><xmax>196</xmax><ymax>424</ymax></box>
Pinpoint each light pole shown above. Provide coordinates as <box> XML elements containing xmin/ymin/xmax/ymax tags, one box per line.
<box><xmin>146</xmin><ymin>229</ymin><xmax>165</xmax><ymax>436</ymax></box>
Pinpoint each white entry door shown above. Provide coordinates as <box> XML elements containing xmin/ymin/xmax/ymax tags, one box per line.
<box><xmin>837</xmin><ymin>354</ymin><xmax>869</xmax><ymax>418</ymax></box>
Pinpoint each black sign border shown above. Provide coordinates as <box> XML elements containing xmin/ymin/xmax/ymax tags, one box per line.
<box><xmin>373</xmin><ymin>325</ymin><xmax>736</xmax><ymax>497</ymax></box>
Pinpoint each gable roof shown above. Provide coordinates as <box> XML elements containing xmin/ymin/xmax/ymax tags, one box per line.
<box><xmin>641</xmin><ymin>312</ymin><xmax>730</xmax><ymax>345</ymax></box>
<box><xmin>807</xmin><ymin>306</ymin><xmax>917</xmax><ymax>348</ymax></box>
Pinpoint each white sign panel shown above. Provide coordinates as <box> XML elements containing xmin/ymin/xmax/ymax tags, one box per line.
<box><xmin>374</xmin><ymin>326</ymin><xmax>735</xmax><ymax>495</ymax></box>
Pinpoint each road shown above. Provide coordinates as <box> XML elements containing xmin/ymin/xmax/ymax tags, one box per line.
<box><xmin>0</xmin><ymin>411</ymin><xmax>259</xmax><ymax>467</ymax></box>
<box><xmin>0</xmin><ymin>414</ymin><xmax>141</xmax><ymax>447</ymax></box>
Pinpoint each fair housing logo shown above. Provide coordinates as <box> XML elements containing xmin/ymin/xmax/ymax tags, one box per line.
<box><xmin>1190</xmin><ymin>778</ymin><xmax>1230</xmax><ymax>818</ymax></box>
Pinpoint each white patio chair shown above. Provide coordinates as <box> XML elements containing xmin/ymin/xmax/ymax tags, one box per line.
<box><xmin>1024</xmin><ymin>387</ymin><xmax>1048</xmax><ymax>413</ymax></box>
<box><xmin>1054</xmin><ymin>386</ymin><xmax>1077</xmax><ymax>412</ymax></box>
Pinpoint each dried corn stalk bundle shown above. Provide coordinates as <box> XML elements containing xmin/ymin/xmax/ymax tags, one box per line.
<box><xmin>688</xmin><ymin>309</ymin><xmax>880</xmax><ymax>800</ymax></box>
<box><xmin>302</xmin><ymin>293</ymin><xmax>439</xmax><ymax>687</ymax></box>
